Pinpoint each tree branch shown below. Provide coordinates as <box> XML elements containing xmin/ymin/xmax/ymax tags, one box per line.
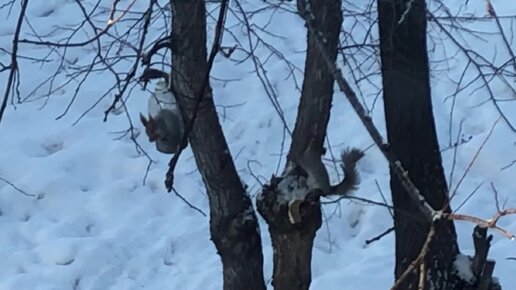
<box><xmin>391</xmin><ymin>225</ymin><xmax>436</xmax><ymax>290</ymax></box>
<box><xmin>0</xmin><ymin>0</ymin><xmax>28</xmax><ymax>129</ymax></box>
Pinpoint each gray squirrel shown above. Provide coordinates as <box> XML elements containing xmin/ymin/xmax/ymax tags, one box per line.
<box><xmin>140</xmin><ymin>81</ymin><xmax>187</xmax><ymax>154</ymax></box>
<box><xmin>291</xmin><ymin>143</ymin><xmax>364</xmax><ymax>196</ymax></box>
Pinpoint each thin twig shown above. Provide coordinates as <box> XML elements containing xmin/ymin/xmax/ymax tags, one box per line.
<box><xmin>418</xmin><ymin>259</ymin><xmax>426</xmax><ymax>290</ymax></box>
<box><xmin>391</xmin><ymin>226</ymin><xmax>436</xmax><ymax>290</ymax></box>
<box><xmin>488</xmin><ymin>3</ymin><xmax>516</xmax><ymax>75</ymax></box>
<box><xmin>449</xmin><ymin>117</ymin><xmax>501</xmax><ymax>201</ymax></box>
<box><xmin>454</xmin><ymin>181</ymin><xmax>485</xmax><ymax>213</ymax></box>
<box><xmin>0</xmin><ymin>175</ymin><xmax>36</xmax><ymax>197</ymax></box>
<box><xmin>447</xmin><ymin>212</ymin><xmax>516</xmax><ymax>239</ymax></box>
<box><xmin>172</xmin><ymin>188</ymin><xmax>207</xmax><ymax>217</ymax></box>
<box><xmin>19</xmin><ymin>0</ymin><xmax>137</xmax><ymax>48</ymax></box>
<box><xmin>375</xmin><ymin>179</ymin><xmax>394</xmax><ymax>218</ymax></box>
<box><xmin>365</xmin><ymin>226</ymin><xmax>394</xmax><ymax>245</ymax></box>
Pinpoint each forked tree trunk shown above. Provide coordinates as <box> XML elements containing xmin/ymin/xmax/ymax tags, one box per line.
<box><xmin>169</xmin><ymin>1</ymin><xmax>265</xmax><ymax>289</ymax></box>
<box><xmin>377</xmin><ymin>0</ymin><xmax>463</xmax><ymax>288</ymax></box>
<box><xmin>257</xmin><ymin>0</ymin><xmax>342</xmax><ymax>289</ymax></box>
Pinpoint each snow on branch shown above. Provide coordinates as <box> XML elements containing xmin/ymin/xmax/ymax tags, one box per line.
<box><xmin>397</xmin><ymin>0</ymin><xmax>416</xmax><ymax>24</ymax></box>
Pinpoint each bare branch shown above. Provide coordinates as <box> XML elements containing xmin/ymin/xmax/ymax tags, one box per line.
<box><xmin>391</xmin><ymin>226</ymin><xmax>436</xmax><ymax>290</ymax></box>
<box><xmin>0</xmin><ymin>0</ymin><xmax>28</xmax><ymax>128</ymax></box>
<box><xmin>0</xmin><ymin>175</ymin><xmax>36</xmax><ymax>198</ymax></box>
<box><xmin>172</xmin><ymin>188</ymin><xmax>207</xmax><ymax>217</ymax></box>
<box><xmin>428</xmin><ymin>11</ymin><xmax>516</xmax><ymax>132</ymax></box>
<box><xmin>488</xmin><ymin>2</ymin><xmax>516</xmax><ymax>74</ymax></box>
<box><xmin>103</xmin><ymin>0</ymin><xmax>156</xmax><ymax>120</ymax></box>
<box><xmin>365</xmin><ymin>226</ymin><xmax>394</xmax><ymax>245</ymax></box>
<box><xmin>447</xmin><ymin>208</ymin><xmax>516</xmax><ymax>239</ymax></box>
<box><xmin>18</xmin><ymin>0</ymin><xmax>138</xmax><ymax>48</ymax></box>
<box><xmin>449</xmin><ymin>117</ymin><xmax>501</xmax><ymax>201</ymax></box>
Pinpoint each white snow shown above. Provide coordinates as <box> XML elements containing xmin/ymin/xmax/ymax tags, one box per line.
<box><xmin>0</xmin><ymin>0</ymin><xmax>515</xmax><ymax>290</ymax></box>
<box><xmin>454</xmin><ymin>253</ymin><xmax>475</xmax><ymax>283</ymax></box>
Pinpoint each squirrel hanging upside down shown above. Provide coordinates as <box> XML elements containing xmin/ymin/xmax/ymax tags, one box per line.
<box><xmin>140</xmin><ymin>80</ymin><xmax>187</xmax><ymax>154</ymax></box>
<box><xmin>287</xmin><ymin>144</ymin><xmax>364</xmax><ymax>224</ymax></box>
<box><xmin>291</xmin><ymin>142</ymin><xmax>364</xmax><ymax>196</ymax></box>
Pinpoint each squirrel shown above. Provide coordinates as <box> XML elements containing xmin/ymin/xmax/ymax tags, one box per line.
<box><xmin>291</xmin><ymin>143</ymin><xmax>364</xmax><ymax>196</ymax></box>
<box><xmin>140</xmin><ymin>109</ymin><xmax>185</xmax><ymax>154</ymax></box>
<box><xmin>140</xmin><ymin>80</ymin><xmax>186</xmax><ymax>154</ymax></box>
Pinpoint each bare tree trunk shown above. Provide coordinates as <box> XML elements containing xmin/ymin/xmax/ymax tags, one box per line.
<box><xmin>257</xmin><ymin>0</ymin><xmax>342</xmax><ymax>289</ymax></box>
<box><xmin>170</xmin><ymin>1</ymin><xmax>265</xmax><ymax>289</ymax></box>
<box><xmin>377</xmin><ymin>0</ymin><xmax>463</xmax><ymax>288</ymax></box>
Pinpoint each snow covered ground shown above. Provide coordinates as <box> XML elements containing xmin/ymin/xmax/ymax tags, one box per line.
<box><xmin>0</xmin><ymin>1</ymin><xmax>514</xmax><ymax>289</ymax></box>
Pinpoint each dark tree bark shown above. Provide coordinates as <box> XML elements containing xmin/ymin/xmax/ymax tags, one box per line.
<box><xmin>169</xmin><ymin>1</ymin><xmax>265</xmax><ymax>289</ymax></box>
<box><xmin>257</xmin><ymin>0</ymin><xmax>342</xmax><ymax>289</ymax></box>
<box><xmin>377</xmin><ymin>0</ymin><xmax>463</xmax><ymax>289</ymax></box>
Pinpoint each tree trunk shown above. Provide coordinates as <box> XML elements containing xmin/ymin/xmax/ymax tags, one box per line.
<box><xmin>170</xmin><ymin>1</ymin><xmax>265</xmax><ymax>289</ymax></box>
<box><xmin>258</xmin><ymin>184</ymin><xmax>322</xmax><ymax>290</ymax></box>
<box><xmin>257</xmin><ymin>0</ymin><xmax>342</xmax><ymax>289</ymax></box>
<box><xmin>377</xmin><ymin>0</ymin><xmax>463</xmax><ymax>288</ymax></box>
